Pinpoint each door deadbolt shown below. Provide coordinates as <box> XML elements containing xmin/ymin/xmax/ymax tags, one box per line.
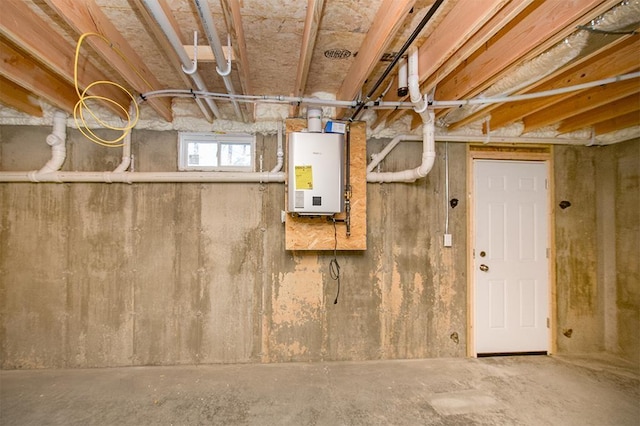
<box><xmin>480</xmin><ymin>251</ymin><xmax>486</xmax><ymax>257</ymax></box>
<box><xmin>479</xmin><ymin>264</ymin><xmax>489</xmax><ymax>272</ymax></box>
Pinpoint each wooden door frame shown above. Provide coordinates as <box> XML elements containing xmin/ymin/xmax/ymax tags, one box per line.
<box><xmin>466</xmin><ymin>144</ymin><xmax>556</xmax><ymax>357</ymax></box>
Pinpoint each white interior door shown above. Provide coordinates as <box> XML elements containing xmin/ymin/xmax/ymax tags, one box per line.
<box><xmin>474</xmin><ymin>160</ymin><xmax>549</xmax><ymax>354</ymax></box>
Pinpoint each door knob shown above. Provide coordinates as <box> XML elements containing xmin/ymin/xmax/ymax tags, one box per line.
<box><xmin>479</xmin><ymin>264</ymin><xmax>489</xmax><ymax>272</ymax></box>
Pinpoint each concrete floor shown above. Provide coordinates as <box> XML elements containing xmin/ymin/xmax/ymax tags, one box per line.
<box><xmin>1</xmin><ymin>354</ymin><xmax>638</xmax><ymax>426</ymax></box>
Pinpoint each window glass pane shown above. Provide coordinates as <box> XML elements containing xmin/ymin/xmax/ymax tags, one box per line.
<box><xmin>179</xmin><ymin>133</ymin><xmax>253</xmax><ymax>171</ymax></box>
<box><xmin>188</xmin><ymin>142</ymin><xmax>218</xmax><ymax>167</ymax></box>
<box><xmin>220</xmin><ymin>143</ymin><xmax>252</xmax><ymax>167</ymax></box>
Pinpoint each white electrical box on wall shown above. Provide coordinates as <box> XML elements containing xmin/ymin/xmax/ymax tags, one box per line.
<box><xmin>288</xmin><ymin>132</ymin><xmax>344</xmax><ymax>215</ymax></box>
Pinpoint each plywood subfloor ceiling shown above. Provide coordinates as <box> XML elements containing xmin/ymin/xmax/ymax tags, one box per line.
<box><xmin>1</xmin><ymin>0</ymin><xmax>639</xmax><ymax>143</ymax></box>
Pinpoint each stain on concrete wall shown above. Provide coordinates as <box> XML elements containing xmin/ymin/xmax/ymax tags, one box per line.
<box><xmin>3</xmin><ymin>125</ymin><xmax>636</xmax><ymax>368</ymax></box>
<box><xmin>0</xmin><ymin>126</ymin><xmax>468</xmax><ymax>368</ymax></box>
<box><xmin>555</xmin><ymin>145</ymin><xmax>602</xmax><ymax>352</ymax></box>
<box><xmin>554</xmin><ymin>140</ymin><xmax>640</xmax><ymax>361</ymax></box>
<box><xmin>611</xmin><ymin>140</ymin><xmax>639</xmax><ymax>362</ymax></box>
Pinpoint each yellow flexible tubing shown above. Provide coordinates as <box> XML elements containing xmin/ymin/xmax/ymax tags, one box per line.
<box><xmin>74</xmin><ymin>32</ymin><xmax>149</xmax><ymax>147</ymax></box>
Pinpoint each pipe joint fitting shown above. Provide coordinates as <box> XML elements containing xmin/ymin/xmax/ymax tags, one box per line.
<box><xmin>46</xmin><ymin>133</ymin><xmax>64</xmax><ymax>147</ymax></box>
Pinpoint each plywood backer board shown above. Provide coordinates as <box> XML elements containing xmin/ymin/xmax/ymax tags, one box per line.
<box><xmin>285</xmin><ymin>119</ymin><xmax>366</xmax><ymax>250</ymax></box>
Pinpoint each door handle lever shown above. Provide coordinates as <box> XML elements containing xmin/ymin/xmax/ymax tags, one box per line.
<box><xmin>479</xmin><ymin>264</ymin><xmax>489</xmax><ymax>272</ymax></box>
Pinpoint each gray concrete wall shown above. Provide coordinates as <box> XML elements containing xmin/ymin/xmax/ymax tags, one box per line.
<box><xmin>0</xmin><ymin>126</ymin><xmax>467</xmax><ymax>368</ymax></box>
<box><xmin>2</xmin><ymin>125</ymin><xmax>637</xmax><ymax>369</ymax></box>
<box><xmin>610</xmin><ymin>140</ymin><xmax>639</xmax><ymax>362</ymax></box>
<box><xmin>554</xmin><ymin>139</ymin><xmax>639</xmax><ymax>363</ymax></box>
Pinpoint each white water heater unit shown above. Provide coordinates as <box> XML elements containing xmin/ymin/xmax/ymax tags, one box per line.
<box><xmin>288</xmin><ymin>132</ymin><xmax>344</xmax><ymax>215</ymax></box>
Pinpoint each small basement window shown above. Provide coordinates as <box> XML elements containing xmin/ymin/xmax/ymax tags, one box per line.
<box><xmin>178</xmin><ymin>132</ymin><xmax>255</xmax><ymax>171</ymax></box>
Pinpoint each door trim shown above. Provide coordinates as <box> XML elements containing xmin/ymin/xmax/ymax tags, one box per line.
<box><xmin>466</xmin><ymin>144</ymin><xmax>556</xmax><ymax>357</ymax></box>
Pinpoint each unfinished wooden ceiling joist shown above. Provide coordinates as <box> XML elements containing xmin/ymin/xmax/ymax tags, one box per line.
<box><xmin>0</xmin><ymin>0</ymin><xmax>638</xmax><ymax>143</ymax></box>
<box><xmin>482</xmin><ymin>36</ymin><xmax>640</xmax><ymax>133</ymax></box>
<box><xmin>45</xmin><ymin>0</ymin><xmax>173</xmax><ymax>121</ymax></box>
<box><xmin>0</xmin><ymin>75</ymin><xmax>43</xmax><ymax>117</ymax></box>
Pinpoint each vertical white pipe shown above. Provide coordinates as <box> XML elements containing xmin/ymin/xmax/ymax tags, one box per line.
<box><xmin>38</xmin><ymin>110</ymin><xmax>68</xmax><ymax>174</ymax></box>
<box><xmin>408</xmin><ymin>47</ymin><xmax>427</xmax><ymax>113</ymax></box>
<box><xmin>398</xmin><ymin>56</ymin><xmax>408</xmax><ymax>96</ymax></box>
<box><xmin>366</xmin><ymin>46</ymin><xmax>435</xmax><ymax>183</ymax></box>
<box><xmin>270</xmin><ymin>121</ymin><xmax>284</xmax><ymax>173</ymax></box>
<box><xmin>113</xmin><ymin>130</ymin><xmax>132</xmax><ymax>173</ymax></box>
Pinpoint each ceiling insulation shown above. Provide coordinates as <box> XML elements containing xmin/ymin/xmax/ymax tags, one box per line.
<box><xmin>0</xmin><ymin>0</ymin><xmax>638</xmax><ymax>144</ymax></box>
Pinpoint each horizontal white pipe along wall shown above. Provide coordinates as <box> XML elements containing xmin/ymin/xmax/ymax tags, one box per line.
<box><xmin>0</xmin><ymin>171</ymin><xmax>285</xmax><ymax>183</ymax></box>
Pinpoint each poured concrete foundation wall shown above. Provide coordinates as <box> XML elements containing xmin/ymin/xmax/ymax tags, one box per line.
<box><xmin>554</xmin><ymin>139</ymin><xmax>639</xmax><ymax>363</ymax></box>
<box><xmin>0</xmin><ymin>126</ymin><xmax>467</xmax><ymax>368</ymax></box>
<box><xmin>2</xmin><ymin>126</ymin><xmax>638</xmax><ymax>369</ymax></box>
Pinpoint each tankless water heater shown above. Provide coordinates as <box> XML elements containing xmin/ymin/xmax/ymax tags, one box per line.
<box><xmin>288</xmin><ymin>132</ymin><xmax>344</xmax><ymax>215</ymax></box>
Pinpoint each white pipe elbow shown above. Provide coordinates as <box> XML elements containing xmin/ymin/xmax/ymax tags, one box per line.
<box><xmin>39</xmin><ymin>111</ymin><xmax>68</xmax><ymax>174</ymax></box>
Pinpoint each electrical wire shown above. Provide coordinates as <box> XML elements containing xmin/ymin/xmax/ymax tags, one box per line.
<box><xmin>329</xmin><ymin>217</ymin><xmax>341</xmax><ymax>304</ymax></box>
<box><xmin>74</xmin><ymin>32</ymin><xmax>145</xmax><ymax>147</ymax></box>
<box><xmin>444</xmin><ymin>141</ymin><xmax>449</xmax><ymax>235</ymax></box>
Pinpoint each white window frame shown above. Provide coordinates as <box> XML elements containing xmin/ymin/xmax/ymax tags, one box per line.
<box><xmin>178</xmin><ymin>132</ymin><xmax>255</xmax><ymax>172</ymax></box>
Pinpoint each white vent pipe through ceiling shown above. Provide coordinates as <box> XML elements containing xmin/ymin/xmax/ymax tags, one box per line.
<box><xmin>140</xmin><ymin>0</ymin><xmax>220</xmax><ymax>121</ymax></box>
<box><xmin>367</xmin><ymin>47</ymin><xmax>435</xmax><ymax>183</ymax></box>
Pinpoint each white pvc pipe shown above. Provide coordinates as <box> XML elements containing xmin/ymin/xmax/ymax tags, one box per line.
<box><xmin>192</xmin><ymin>0</ymin><xmax>244</xmax><ymax>122</ymax></box>
<box><xmin>270</xmin><ymin>121</ymin><xmax>284</xmax><ymax>173</ymax></box>
<box><xmin>138</xmin><ymin>71</ymin><xmax>640</xmax><ymax>113</ymax></box>
<box><xmin>408</xmin><ymin>47</ymin><xmax>427</xmax><ymax>114</ymax></box>
<box><xmin>432</xmin><ymin>71</ymin><xmax>640</xmax><ymax>107</ymax></box>
<box><xmin>112</xmin><ymin>130</ymin><xmax>132</xmax><ymax>173</ymax></box>
<box><xmin>140</xmin><ymin>0</ymin><xmax>220</xmax><ymax>121</ymax></box>
<box><xmin>397</xmin><ymin>56</ymin><xmax>408</xmax><ymax>95</ymax></box>
<box><xmin>37</xmin><ymin>110</ymin><xmax>68</xmax><ymax>174</ymax></box>
<box><xmin>0</xmin><ymin>171</ymin><xmax>285</xmax><ymax>183</ymax></box>
<box><xmin>435</xmin><ymin>134</ymin><xmax>601</xmax><ymax>145</ymax></box>
<box><xmin>366</xmin><ymin>135</ymin><xmax>422</xmax><ymax>173</ymax></box>
<box><xmin>367</xmin><ymin>48</ymin><xmax>436</xmax><ymax>183</ymax></box>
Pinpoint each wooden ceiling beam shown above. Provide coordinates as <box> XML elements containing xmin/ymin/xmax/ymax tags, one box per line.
<box><xmin>558</xmin><ymin>94</ymin><xmax>640</xmax><ymax>134</ymax></box>
<box><xmin>0</xmin><ymin>75</ymin><xmax>43</xmax><ymax>117</ymax></box>
<box><xmin>485</xmin><ymin>36</ymin><xmax>640</xmax><ymax>132</ymax></box>
<box><xmin>447</xmin><ymin>32</ymin><xmax>638</xmax><ymax>131</ymax></box>
<box><xmin>373</xmin><ymin>0</ymin><xmax>526</xmax><ymax>129</ymax></box>
<box><xmin>220</xmin><ymin>0</ymin><xmax>253</xmax><ymax>118</ymax></box>
<box><xmin>334</xmin><ymin>0</ymin><xmax>415</xmax><ymax>117</ymax></box>
<box><xmin>435</xmin><ymin>0</ymin><xmax>613</xmax><ymax>105</ymax></box>
<box><xmin>593</xmin><ymin>110</ymin><xmax>640</xmax><ymax>135</ymax></box>
<box><xmin>45</xmin><ymin>0</ymin><xmax>173</xmax><ymax>122</ymax></box>
<box><xmin>0</xmin><ymin>38</ymin><xmax>77</xmax><ymax>113</ymax></box>
<box><xmin>0</xmin><ymin>0</ymin><xmax>130</xmax><ymax>119</ymax></box>
<box><xmin>290</xmin><ymin>0</ymin><xmax>325</xmax><ymax>117</ymax></box>
<box><xmin>523</xmin><ymin>78</ymin><xmax>640</xmax><ymax>133</ymax></box>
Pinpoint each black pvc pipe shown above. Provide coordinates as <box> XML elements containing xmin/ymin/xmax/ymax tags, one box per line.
<box><xmin>347</xmin><ymin>0</ymin><xmax>446</xmax><ymax>121</ymax></box>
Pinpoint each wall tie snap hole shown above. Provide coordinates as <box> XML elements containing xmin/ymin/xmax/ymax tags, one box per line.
<box><xmin>450</xmin><ymin>198</ymin><xmax>459</xmax><ymax>208</ymax></box>
<box><xmin>559</xmin><ymin>200</ymin><xmax>571</xmax><ymax>209</ymax></box>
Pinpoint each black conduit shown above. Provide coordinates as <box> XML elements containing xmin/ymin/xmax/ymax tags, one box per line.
<box><xmin>347</xmin><ymin>0</ymin><xmax>446</xmax><ymax>122</ymax></box>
